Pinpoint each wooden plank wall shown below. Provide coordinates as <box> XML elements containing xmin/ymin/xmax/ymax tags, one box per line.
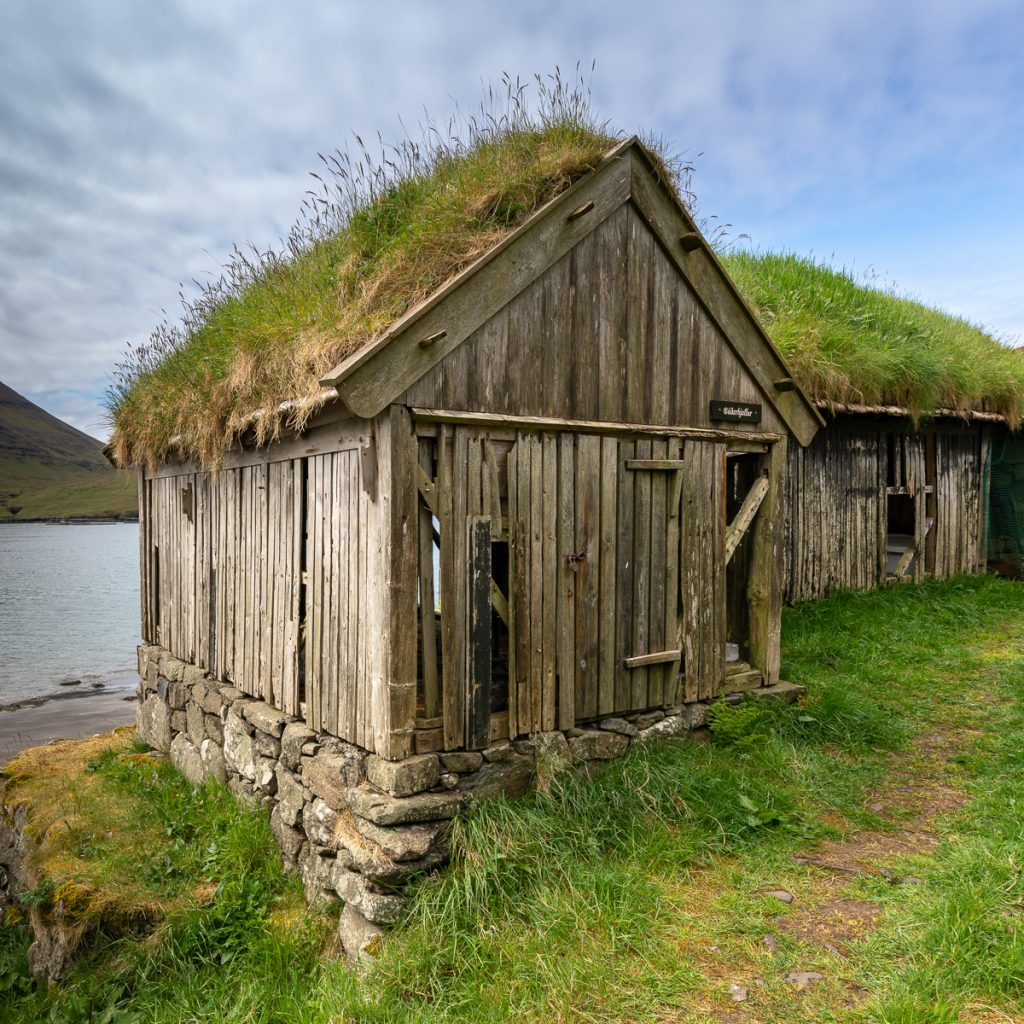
<box><xmin>403</xmin><ymin>203</ymin><xmax>786</xmax><ymax>438</ymax></box>
<box><xmin>146</xmin><ymin>463</ymin><xmax>305</xmax><ymax>715</ymax></box>
<box><xmin>783</xmin><ymin>419</ymin><xmax>985</xmax><ymax>602</ymax></box>
<box><xmin>304</xmin><ymin>442</ymin><xmax>389</xmax><ymax>750</ymax></box>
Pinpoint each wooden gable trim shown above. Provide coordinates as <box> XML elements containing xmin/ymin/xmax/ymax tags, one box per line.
<box><xmin>624</xmin><ymin>145</ymin><xmax>823</xmax><ymax>447</ymax></box>
<box><xmin>320</xmin><ymin>138</ymin><xmax>635</xmax><ymax>418</ymax></box>
<box><xmin>320</xmin><ymin>138</ymin><xmax>822</xmax><ymax>444</ymax></box>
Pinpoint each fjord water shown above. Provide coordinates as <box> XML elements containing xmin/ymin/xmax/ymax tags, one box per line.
<box><xmin>0</xmin><ymin>523</ymin><xmax>140</xmax><ymax>704</ymax></box>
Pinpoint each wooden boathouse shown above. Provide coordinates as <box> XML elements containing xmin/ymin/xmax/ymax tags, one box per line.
<box><xmin>782</xmin><ymin>403</ymin><xmax>997</xmax><ymax>603</ymax></box>
<box><xmin>136</xmin><ymin>138</ymin><xmax>822</xmax><ymax>763</ymax></box>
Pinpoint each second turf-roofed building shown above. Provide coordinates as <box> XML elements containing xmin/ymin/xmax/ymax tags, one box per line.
<box><xmin>725</xmin><ymin>252</ymin><xmax>1022</xmax><ymax>603</ymax></box>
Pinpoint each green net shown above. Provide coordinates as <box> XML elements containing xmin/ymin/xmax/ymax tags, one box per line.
<box><xmin>988</xmin><ymin>431</ymin><xmax>1024</xmax><ymax>577</ymax></box>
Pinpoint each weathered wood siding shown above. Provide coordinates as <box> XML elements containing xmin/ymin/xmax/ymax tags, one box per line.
<box><xmin>141</xmin><ymin>415</ymin><xmax>397</xmax><ymax>754</ymax></box>
<box><xmin>403</xmin><ymin>204</ymin><xmax>785</xmax><ymax>436</ymax></box>
<box><xmin>784</xmin><ymin>418</ymin><xmax>985</xmax><ymax>602</ymax></box>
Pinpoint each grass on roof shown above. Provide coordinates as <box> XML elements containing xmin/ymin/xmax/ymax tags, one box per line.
<box><xmin>106</xmin><ymin>72</ymin><xmax>653</xmax><ymax>470</ymax></box>
<box><xmin>724</xmin><ymin>250</ymin><xmax>1024</xmax><ymax>425</ymax></box>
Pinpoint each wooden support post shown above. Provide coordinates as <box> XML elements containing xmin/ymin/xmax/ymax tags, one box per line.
<box><xmin>466</xmin><ymin>516</ymin><xmax>493</xmax><ymax>749</ymax></box>
<box><xmin>748</xmin><ymin>438</ymin><xmax>785</xmax><ymax>686</ymax></box>
<box><xmin>385</xmin><ymin>406</ymin><xmax>419</xmax><ymax>759</ymax></box>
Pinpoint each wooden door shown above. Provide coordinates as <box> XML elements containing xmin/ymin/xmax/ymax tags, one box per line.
<box><xmin>508</xmin><ymin>432</ymin><xmax>685</xmax><ymax>734</ymax></box>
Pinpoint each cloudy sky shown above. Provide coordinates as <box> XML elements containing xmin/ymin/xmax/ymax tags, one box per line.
<box><xmin>2</xmin><ymin>0</ymin><xmax>1022</xmax><ymax>440</ymax></box>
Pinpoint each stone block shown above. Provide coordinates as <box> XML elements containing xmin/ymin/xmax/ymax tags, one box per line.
<box><xmin>598</xmin><ymin>716</ymin><xmax>639</xmax><ymax>737</ymax></box>
<box><xmin>186</xmin><ymin>701</ymin><xmax>205</xmax><ymax>748</ymax></box>
<box><xmin>199</xmin><ymin>739</ymin><xmax>227</xmax><ymax>782</ymax></box>
<box><xmin>300</xmin><ymin>848</ymin><xmax>339</xmax><ymax>911</ymax></box>
<box><xmin>170</xmin><ymin>710</ymin><xmax>187</xmax><ymax>735</ymax></box>
<box><xmin>204</xmin><ymin>713</ymin><xmax>224</xmax><ymax>744</ymax></box>
<box><xmin>568</xmin><ymin>730</ymin><xmax>629</xmax><ymax>762</ymax></box>
<box><xmin>196</xmin><ymin>687</ymin><xmax>223</xmax><ymax>715</ymax></box>
<box><xmin>253</xmin><ymin>758</ymin><xmax>277</xmax><ymax>795</ymax></box>
<box><xmin>280</xmin><ymin>723</ymin><xmax>316</xmax><ymax>770</ymax></box>
<box><xmin>679</xmin><ymin>703</ymin><xmax>709</xmax><ymax>729</ymax></box>
<box><xmin>337</xmin><ymin>903</ymin><xmax>386</xmax><ymax>967</ymax></box>
<box><xmin>275</xmin><ymin>765</ymin><xmax>307</xmax><ymax>827</ymax></box>
<box><xmin>532</xmin><ymin>731</ymin><xmax>570</xmax><ymax>761</ymax></box>
<box><xmin>334</xmin><ymin>810</ymin><xmax>447</xmax><ymax>884</ymax></box>
<box><xmin>143</xmin><ymin>663</ymin><xmax>158</xmax><ymax>691</ymax></box>
<box><xmin>136</xmin><ymin>694</ymin><xmax>172</xmax><ymax>753</ymax></box>
<box><xmin>254</xmin><ymin>731</ymin><xmax>281</xmax><ymax>759</ymax></box>
<box><xmin>223</xmin><ymin>710</ymin><xmax>258</xmax><ymax>780</ymax></box>
<box><xmin>366</xmin><ymin>753</ymin><xmax>439</xmax><ymax>798</ymax></box>
<box><xmin>159</xmin><ymin>653</ymin><xmax>185</xmax><ymax>682</ymax></box>
<box><xmin>170</xmin><ymin>734</ymin><xmax>206</xmax><ymax>785</ymax></box>
<box><xmin>458</xmin><ymin>757</ymin><xmax>534</xmax><ymax>802</ymax></box>
<box><xmin>227</xmin><ymin>776</ymin><xmax>257</xmax><ymax>805</ymax></box>
<box><xmin>303</xmin><ymin>798</ymin><xmax>341</xmax><ymax>848</ymax></box>
<box><xmin>347</xmin><ymin>784</ymin><xmax>465</xmax><ymax>826</ymax></box>
<box><xmin>633</xmin><ymin>709</ymin><xmax>665</xmax><ymax>729</ymax></box>
<box><xmin>333</xmin><ymin>868</ymin><xmax>407</xmax><ymax>925</ymax></box>
<box><xmin>637</xmin><ymin>712</ymin><xmax>690</xmax><ymax>743</ymax></box>
<box><xmin>440</xmin><ymin>751</ymin><xmax>484</xmax><ymax>773</ymax></box>
<box><xmin>242</xmin><ymin>700</ymin><xmax>289</xmax><ymax>738</ymax></box>
<box><xmin>218</xmin><ymin>685</ymin><xmax>245</xmax><ymax>705</ymax></box>
<box><xmin>181</xmin><ymin>664</ymin><xmax>207</xmax><ymax>688</ymax></box>
<box><xmin>270</xmin><ymin>805</ymin><xmax>305</xmax><ymax>868</ymax></box>
<box><xmin>352</xmin><ymin>817</ymin><xmax>450</xmax><ymax>862</ymax></box>
<box><xmin>482</xmin><ymin>740</ymin><xmax>513</xmax><ymax>762</ymax></box>
<box><xmin>302</xmin><ymin>750</ymin><xmax>363</xmax><ymax>810</ymax></box>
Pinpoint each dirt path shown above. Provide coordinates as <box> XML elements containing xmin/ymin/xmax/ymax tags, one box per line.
<box><xmin>666</xmin><ymin>714</ymin><xmax>982</xmax><ymax>1023</ymax></box>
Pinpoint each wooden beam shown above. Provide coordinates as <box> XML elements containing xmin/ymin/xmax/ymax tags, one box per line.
<box><xmin>625</xmin><ymin>458</ymin><xmax>687</xmax><ymax>471</ymax></box>
<box><xmin>892</xmin><ymin>539</ymin><xmax>918</xmax><ymax>579</ymax></box>
<box><xmin>624</xmin><ymin>648</ymin><xmax>681</xmax><ymax>669</ymax></box>
<box><xmin>490</xmin><ymin>580</ymin><xmax>509</xmax><ymax>627</ymax></box>
<box><xmin>384</xmin><ymin>406</ymin><xmax>419</xmax><ymax>759</ymax></box>
<box><xmin>412</xmin><ymin>408</ymin><xmax>784</xmax><ymax>445</ymax></box>
<box><xmin>724</xmin><ymin>474</ymin><xmax>770</xmax><ymax>564</ymax></box>
<box><xmin>747</xmin><ymin>439</ymin><xmax>785</xmax><ymax>685</ymax></box>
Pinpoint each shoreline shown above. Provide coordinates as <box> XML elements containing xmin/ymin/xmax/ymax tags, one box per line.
<box><xmin>0</xmin><ymin>677</ymin><xmax>138</xmax><ymax>762</ymax></box>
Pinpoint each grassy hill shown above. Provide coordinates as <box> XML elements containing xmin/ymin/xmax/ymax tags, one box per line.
<box><xmin>0</xmin><ymin>382</ymin><xmax>137</xmax><ymax>521</ymax></box>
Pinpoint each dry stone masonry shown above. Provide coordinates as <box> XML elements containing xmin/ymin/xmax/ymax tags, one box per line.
<box><xmin>134</xmin><ymin>643</ymin><xmax>803</xmax><ymax>963</ymax></box>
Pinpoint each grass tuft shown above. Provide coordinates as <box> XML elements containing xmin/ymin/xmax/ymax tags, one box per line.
<box><xmin>105</xmin><ymin>69</ymin><xmax>689</xmax><ymax>471</ymax></box>
<box><xmin>724</xmin><ymin>249</ymin><xmax>1024</xmax><ymax>425</ymax></box>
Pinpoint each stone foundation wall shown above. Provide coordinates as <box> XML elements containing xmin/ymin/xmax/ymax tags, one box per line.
<box><xmin>135</xmin><ymin>644</ymin><xmax>803</xmax><ymax>963</ymax></box>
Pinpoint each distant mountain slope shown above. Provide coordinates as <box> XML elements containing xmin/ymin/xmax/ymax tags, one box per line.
<box><xmin>0</xmin><ymin>382</ymin><xmax>137</xmax><ymax>521</ymax></box>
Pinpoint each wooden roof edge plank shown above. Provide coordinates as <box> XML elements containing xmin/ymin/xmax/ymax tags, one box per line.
<box><xmin>624</xmin><ymin>143</ymin><xmax>824</xmax><ymax>446</ymax></box>
<box><xmin>818</xmin><ymin>400</ymin><xmax>1007</xmax><ymax>425</ymax></box>
<box><xmin>319</xmin><ymin>136</ymin><xmax>638</xmax><ymax>402</ymax></box>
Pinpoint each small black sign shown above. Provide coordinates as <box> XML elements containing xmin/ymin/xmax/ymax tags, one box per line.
<box><xmin>709</xmin><ymin>400</ymin><xmax>762</xmax><ymax>424</ymax></box>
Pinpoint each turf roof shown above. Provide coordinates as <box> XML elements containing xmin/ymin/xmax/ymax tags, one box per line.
<box><xmin>724</xmin><ymin>250</ymin><xmax>1023</xmax><ymax>427</ymax></box>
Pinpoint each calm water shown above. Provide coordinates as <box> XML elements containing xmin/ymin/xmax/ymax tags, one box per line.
<box><xmin>0</xmin><ymin>523</ymin><xmax>140</xmax><ymax>704</ymax></box>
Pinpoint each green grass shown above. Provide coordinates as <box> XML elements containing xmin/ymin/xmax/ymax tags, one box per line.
<box><xmin>724</xmin><ymin>250</ymin><xmax>1024</xmax><ymax>424</ymax></box>
<box><xmin>4</xmin><ymin>574</ymin><xmax>1023</xmax><ymax>1022</ymax></box>
<box><xmin>1</xmin><ymin>472</ymin><xmax>138</xmax><ymax>521</ymax></box>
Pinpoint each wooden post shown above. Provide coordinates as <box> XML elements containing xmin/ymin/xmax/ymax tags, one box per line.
<box><xmin>748</xmin><ymin>437</ymin><xmax>785</xmax><ymax>685</ymax></box>
<box><xmin>384</xmin><ymin>406</ymin><xmax>419</xmax><ymax>759</ymax></box>
<box><xmin>465</xmin><ymin>516</ymin><xmax>492</xmax><ymax>749</ymax></box>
